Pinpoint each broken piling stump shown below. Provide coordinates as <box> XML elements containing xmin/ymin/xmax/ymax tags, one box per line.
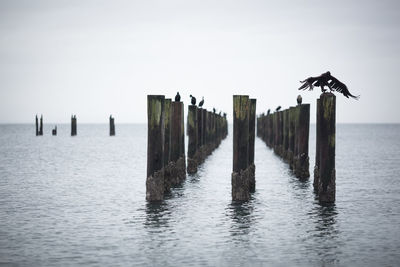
<box><xmin>35</xmin><ymin>115</ymin><xmax>39</xmax><ymax>136</ymax></box>
<box><xmin>146</xmin><ymin>95</ymin><xmax>165</xmax><ymax>201</ymax></box>
<box><xmin>52</xmin><ymin>126</ymin><xmax>57</xmax><ymax>136</ymax></box>
<box><xmin>317</xmin><ymin>93</ymin><xmax>336</xmax><ymax>203</ymax></box>
<box><xmin>232</xmin><ymin>95</ymin><xmax>250</xmax><ymax>201</ymax></box>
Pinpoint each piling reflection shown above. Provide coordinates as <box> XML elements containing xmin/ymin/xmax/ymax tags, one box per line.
<box><xmin>308</xmin><ymin>202</ymin><xmax>342</xmax><ymax>264</ymax></box>
<box><xmin>143</xmin><ymin>201</ymin><xmax>171</xmax><ymax>230</ymax></box>
<box><xmin>227</xmin><ymin>199</ymin><xmax>256</xmax><ymax>239</ymax></box>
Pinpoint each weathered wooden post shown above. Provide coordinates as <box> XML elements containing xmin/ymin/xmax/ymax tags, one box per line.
<box><xmin>318</xmin><ymin>93</ymin><xmax>336</xmax><ymax>203</ymax></box>
<box><xmin>71</xmin><ymin>115</ymin><xmax>77</xmax><ymax>136</ymax></box>
<box><xmin>248</xmin><ymin>99</ymin><xmax>256</xmax><ymax>192</ymax></box>
<box><xmin>282</xmin><ymin>110</ymin><xmax>289</xmax><ymax>161</ymax></box>
<box><xmin>294</xmin><ymin>104</ymin><xmax>310</xmax><ymax>179</ymax></box>
<box><xmin>170</xmin><ymin>101</ymin><xmax>186</xmax><ymax>184</ymax></box>
<box><xmin>109</xmin><ymin>115</ymin><xmax>115</xmax><ymax>136</ymax></box>
<box><xmin>232</xmin><ymin>95</ymin><xmax>250</xmax><ymax>201</ymax></box>
<box><xmin>314</xmin><ymin>99</ymin><xmax>321</xmax><ymax>190</ymax></box>
<box><xmin>187</xmin><ymin>105</ymin><xmax>198</xmax><ymax>174</ymax></box>
<box><xmin>146</xmin><ymin>95</ymin><xmax>165</xmax><ymax>201</ymax></box>
<box><xmin>39</xmin><ymin>115</ymin><xmax>43</xmax><ymax>136</ymax></box>
<box><xmin>288</xmin><ymin>107</ymin><xmax>295</xmax><ymax>167</ymax></box>
<box><xmin>35</xmin><ymin>115</ymin><xmax>39</xmax><ymax>136</ymax></box>
<box><xmin>197</xmin><ymin>108</ymin><xmax>204</xmax><ymax>164</ymax></box>
<box><xmin>163</xmin><ymin>99</ymin><xmax>172</xmax><ymax>193</ymax></box>
<box><xmin>52</xmin><ymin>126</ymin><xmax>57</xmax><ymax>136</ymax></box>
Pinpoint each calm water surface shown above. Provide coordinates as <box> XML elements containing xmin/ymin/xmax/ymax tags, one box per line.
<box><xmin>0</xmin><ymin>124</ymin><xmax>399</xmax><ymax>266</ymax></box>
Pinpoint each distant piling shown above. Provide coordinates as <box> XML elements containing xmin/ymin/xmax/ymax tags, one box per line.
<box><xmin>317</xmin><ymin>93</ymin><xmax>336</xmax><ymax>203</ymax></box>
<box><xmin>109</xmin><ymin>115</ymin><xmax>115</xmax><ymax>136</ymax></box>
<box><xmin>39</xmin><ymin>115</ymin><xmax>43</xmax><ymax>136</ymax></box>
<box><xmin>35</xmin><ymin>115</ymin><xmax>39</xmax><ymax>136</ymax></box>
<box><xmin>248</xmin><ymin>99</ymin><xmax>256</xmax><ymax>193</ymax></box>
<box><xmin>146</xmin><ymin>95</ymin><xmax>165</xmax><ymax>201</ymax></box>
<box><xmin>52</xmin><ymin>126</ymin><xmax>57</xmax><ymax>136</ymax></box>
<box><xmin>71</xmin><ymin>115</ymin><xmax>77</xmax><ymax>136</ymax></box>
<box><xmin>232</xmin><ymin>95</ymin><xmax>250</xmax><ymax>201</ymax></box>
<box><xmin>187</xmin><ymin>105</ymin><xmax>198</xmax><ymax>174</ymax></box>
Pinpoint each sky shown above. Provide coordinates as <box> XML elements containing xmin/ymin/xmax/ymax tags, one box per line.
<box><xmin>0</xmin><ymin>0</ymin><xmax>399</xmax><ymax>123</ymax></box>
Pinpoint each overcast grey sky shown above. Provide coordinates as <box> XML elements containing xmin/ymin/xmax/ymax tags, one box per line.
<box><xmin>1</xmin><ymin>0</ymin><xmax>399</xmax><ymax>123</ymax></box>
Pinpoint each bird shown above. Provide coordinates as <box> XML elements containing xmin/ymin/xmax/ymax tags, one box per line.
<box><xmin>267</xmin><ymin>109</ymin><xmax>271</xmax><ymax>115</ymax></box>
<box><xmin>198</xmin><ymin>97</ymin><xmax>204</xmax><ymax>107</ymax></box>
<box><xmin>213</xmin><ymin>108</ymin><xmax>216</xmax><ymax>113</ymax></box>
<box><xmin>299</xmin><ymin>71</ymin><xmax>359</xmax><ymax>99</ymax></box>
<box><xmin>223</xmin><ymin>113</ymin><xmax>227</xmax><ymax>117</ymax></box>
<box><xmin>175</xmin><ymin>92</ymin><xmax>181</xmax><ymax>102</ymax></box>
<box><xmin>297</xmin><ymin>95</ymin><xmax>302</xmax><ymax>105</ymax></box>
<box><xmin>189</xmin><ymin>95</ymin><xmax>196</xmax><ymax>105</ymax></box>
<box><xmin>275</xmin><ymin>106</ymin><xmax>281</xmax><ymax>112</ymax></box>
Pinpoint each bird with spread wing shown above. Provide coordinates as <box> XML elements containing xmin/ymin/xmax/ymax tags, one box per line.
<box><xmin>299</xmin><ymin>71</ymin><xmax>359</xmax><ymax>99</ymax></box>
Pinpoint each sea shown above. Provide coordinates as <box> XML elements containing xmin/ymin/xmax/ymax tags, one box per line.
<box><xmin>0</xmin><ymin>124</ymin><xmax>399</xmax><ymax>266</ymax></box>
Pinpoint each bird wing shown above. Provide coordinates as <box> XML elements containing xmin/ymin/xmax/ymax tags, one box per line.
<box><xmin>328</xmin><ymin>75</ymin><xmax>359</xmax><ymax>99</ymax></box>
<box><xmin>299</xmin><ymin>76</ymin><xmax>318</xmax><ymax>90</ymax></box>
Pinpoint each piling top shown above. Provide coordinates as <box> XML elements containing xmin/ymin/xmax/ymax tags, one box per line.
<box><xmin>233</xmin><ymin>95</ymin><xmax>250</xmax><ymax>120</ymax></box>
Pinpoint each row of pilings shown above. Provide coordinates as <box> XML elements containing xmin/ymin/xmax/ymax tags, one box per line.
<box><xmin>231</xmin><ymin>95</ymin><xmax>256</xmax><ymax>201</ymax></box>
<box><xmin>257</xmin><ymin>93</ymin><xmax>336</xmax><ymax>203</ymax></box>
<box><xmin>257</xmin><ymin>103</ymin><xmax>310</xmax><ymax>180</ymax></box>
<box><xmin>34</xmin><ymin>115</ymin><xmax>116</xmax><ymax>136</ymax></box>
<box><xmin>146</xmin><ymin>96</ymin><xmax>186</xmax><ymax>201</ymax></box>
<box><xmin>187</xmin><ymin>105</ymin><xmax>228</xmax><ymax>174</ymax></box>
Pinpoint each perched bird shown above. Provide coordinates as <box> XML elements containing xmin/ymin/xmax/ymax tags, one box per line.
<box><xmin>199</xmin><ymin>97</ymin><xmax>204</xmax><ymax>107</ymax></box>
<box><xmin>275</xmin><ymin>106</ymin><xmax>281</xmax><ymax>112</ymax></box>
<box><xmin>213</xmin><ymin>108</ymin><xmax>216</xmax><ymax>113</ymax></box>
<box><xmin>299</xmin><ymin>71</ymin><xmax>359</xmax><ymax>99</ymax></box>
<box><xmin>223</xmin><ymin>112</ymin><xmax>227</xmax><ymax>118</ymax></box>
<box><xmin>218</xmin><ymin>111</ymin><xmax>221</xmax><ymax>116</ymax></box>
<box><xmin>189</xmin><ymin>95</ymin><xmax>196</xmax><ymax>105</ymax></box>
<box><xmin>297</xmin><ymin>95</ymin><xmax>302</xmax><ymax>105</ymax></box>
<box><xmin>267</xmin><ymin>109</ymin><xmax>271</xmax><ymax>115</ymax></box>
<box><xmin>175</xmin><ymin>92</ymin><xmax>181</xmax><ymax>102</ymax></box>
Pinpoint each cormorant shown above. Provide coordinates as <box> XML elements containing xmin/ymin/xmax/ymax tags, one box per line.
<box><xmin>297</xmin><ymin>95</ymin><xmax>302</xmax><ymax>105</ymax></box>
<box><xmin>275</xmin><ymin>106</ymin><xmax>281</xmax><ymax>112</ymax></box>
<box><xmin>189</xmin><ymin>95</ymin><xmax>196</xmax><ymax>105</ymax></box>
<box><xmin>267</xmin><ymin>109</ymin><xmax>270</xmax><ymax>115</ymax></box>
<box><xmin>299</xmin><ymin>71</ymin><xmax>359</xmax><ymax>99</ymax></box>
<box><xmin>175</xmin><ymin>92</ymin><xmax>181</xmax><ymax>102</ymax></box>
<box><xmin>213</xmin><ymin>108</ymin><xmax>216</xmax><ymax>113</ymax></box>
<box><xmin>198</xmin><ymin>97</ymin><xmax>204</xmax><ymax>107</ymax></box>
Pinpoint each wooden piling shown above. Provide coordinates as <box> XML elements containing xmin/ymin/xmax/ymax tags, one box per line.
<box><xmin>146</xmin><ymin>95</ymin><xmax>165</xmax><ymax>201</ymax></box>
<box><xmin>170</xmin><ymin>101</ymin><xmax>186</xmax><ymax>184</ymax></box>
<box><xmin>294</xmin><ymin>104</ymin><xmax>310</xmax><ymax>179</ymax></box>
<box><xmin>52</xmin><ymin>126</ymin><xmax>57</xmax><ymax>136</ymax></box>
<box><xmin>187</xmin><ymin>105</ymin><xmax>198</xmax><ymax>174</ymax></box>
<box><xmin>288</xmin><ymin>107</ymin><xmax>295</xmax><ymax>167</ymax></box>
<box><xmin>248</xmin><ymin>99</ymin><xmax>256</xmax><ymax>193</ymax></box>
<box><xmin>109</xmin><ymin>115</ymin><xmax>115</xmax><ymax>136</ymax></box>
<box><xmin>35</xmin><ymin>115</ymin><xmax>39</xmax><ymax>136</ymax></box>
<box><xmin>163</xmin><ymin>99</ymin><xmax>172</xmax><ymax>193</ymax></box>
<box><xmin>318</xmin><ymin>93</ymin><xmax>336</xmax><ymax>203</ymax></box>
<box><xmin>232</xmin><ymin>95</ymin><xmax>250</xmax><ymax>201</ymax></box>
<box><xmin>314</xmin><ymin>99</ymin><xmax>321</xmax><ymax>190</ymax></box>
<box><xmin>71</xmin><ymin>115</ymin><xmax>77</xmax><ymax>136</ymax></box>
<box><xmin>39</xmin><ymin>115</ymin><xmax>43</xmax><ymax>136</ymax></box>
<box><xmin>282</xmin><ymin>110</ymin><xmax>289</xmax><ymax>161</ymax></box>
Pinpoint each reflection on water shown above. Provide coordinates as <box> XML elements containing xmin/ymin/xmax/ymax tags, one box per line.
<box><xmin>227</xmin><ymin>200</ymin><xmax>255</xmax><ymax>239</ymax></box>
<box><xmin>144</xmin><ymin>202</ymin><xmax>171</xmax><ymax>229</ymax></box>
